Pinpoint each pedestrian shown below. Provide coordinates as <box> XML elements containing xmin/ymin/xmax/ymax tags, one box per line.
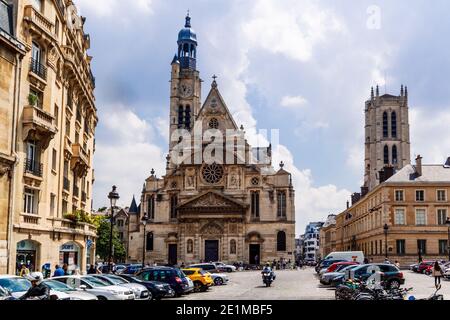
<box><xmin>19</xmin><ymin>264</ymin><xmax>30</xmax><ymax>277</ymax></box>
<box><xmin>363</xmin><ymin>257</ymin><xmax>369</xmax><ymax>264</ymax></box>
<box><xmin>394</xmin><ymin>260</ymin><xmax>400</xmax><ymax>268</ymax></box>
<box><xmin>53</xmin><ymin>264</ymin><xmax>65</xmax><ymax>277</ymax></box>
<box><xmin>254</xmin><ymin>254</ymin><xmax>259</xmax><ymax>266</ymax></box>
<box><xmin>87</xmin><ymin>264</ymin><xmax>96</xmax><ymax>274</ymax></box>
<box><xmin>432</xmin><ymin>261</ymin><xmax>443</xmax><ymax>287</ymax></box>
<box><xmin>62</xmin><ymin>263</ymin><xmax>69</xmax><ymax>275</ymax></box>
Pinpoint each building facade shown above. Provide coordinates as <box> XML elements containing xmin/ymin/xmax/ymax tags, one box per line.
<box><xmin>335</xmin><ymin>157</ymin><xmax>450</xmax><ymax>266</ymax></box>
<box><xmin>0</xmin><ymin>0</ymin><xmax>97</xmax><ymax>274</ymax></box>
<box><xmin>364</xmin><ymin>86</ymin><xmax>411</xmax><ymax>191</ymax></box>
<box><xmin>127</xmin><ymin>15</ymin><xmax>296</xmax><ymax>265</ymax></box>
<box><xmin>319</xmin><ymin>214</ymin><xmax>336</xmax><ymax>258</ymax></box>
<box><xmin>303</xmin><ymin>222</ymin><xmax>323</xmax><ymax>262</ymax></box>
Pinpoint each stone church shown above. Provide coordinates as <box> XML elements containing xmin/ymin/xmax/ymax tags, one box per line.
<box><xmin>127</xmin><ymin>14</ymin><xmax>296</xmax><ymax>265</ymax></box>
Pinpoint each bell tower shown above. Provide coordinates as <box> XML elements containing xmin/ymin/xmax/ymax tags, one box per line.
<box><xmin>169</xmin><ymin>13</ymin><xmax>202</xmax><ymax>154</ymax></box>
<box><xmin>363</xmin><ymin>85</ymin><xmax>411</xmax><ymax>191</ymax></box>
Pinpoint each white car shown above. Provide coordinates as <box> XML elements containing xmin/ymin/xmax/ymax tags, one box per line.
<box><xmin>0</xmin><ymin>275</ymin><xmax>71</xmax><ymax>300</ymax></box>
<box><xmin>208</xmin><ymin>273</ymin><xmax>229</xmax><ymax>285</ymax></box>
<box><xmin>213</xmin><ymin>262</ymin><xmax>237</xmax><ymax>273</ymax></box>
<box><xmin>184</xmin><ymin>276</ymin><xmax>195</xmax><ymax>293</ymax></box>
<box><xmin>90</xmin><ymin>274</ymin><xmax>150</xmax><ymax>300</ymax></box>
<box><xmin>52</xmin><ymin>275</ymin><xmax>135</xmax><ymax>300</ymax></box>
<box><xmin>42</xmin><ymin>279</ymin><xmax>98</xmax><ymax>300</ymax></box>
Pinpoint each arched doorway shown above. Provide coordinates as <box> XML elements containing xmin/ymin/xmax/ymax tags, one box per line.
<box><xmin>59</xmin><ymin>242</ymin><xmax>81</xmax><ymax>272</ymax></box>
<box><xmin>16</xmin><ymin>240</ymin><xmax>39</xmax><ymax>274</ymax></box>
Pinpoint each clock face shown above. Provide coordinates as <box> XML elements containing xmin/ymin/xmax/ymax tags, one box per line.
<box><xmin>179</xmin><ymin>83</ymin><xmax>193</xmax><ymax>98</ymax></box>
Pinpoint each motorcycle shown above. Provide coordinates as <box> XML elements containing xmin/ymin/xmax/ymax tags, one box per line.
<box><xmin>262</xmin><ymin>271</ymin><xmax>274</xmax><ymax>287</ymax></box>
<box><xmin>408</xmin><ymin>284</ymin><xmax>444</xmax><ymax>301</ymax></box>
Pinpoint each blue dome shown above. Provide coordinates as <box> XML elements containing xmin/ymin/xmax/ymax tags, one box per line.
<box><xmin>177</xmin><ymin>15</ymin><xmax>197</xmax><ymax>44</ymax></box>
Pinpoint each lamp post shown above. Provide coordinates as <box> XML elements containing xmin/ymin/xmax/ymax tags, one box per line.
<box><xmin>383</xmin><ymin>223</ymin><xmax>389</xmax><ymax>259</ymax></box>
<box><xmin>445</xmin><ymin>218</ymin><xmax>450</xmax><ymax>261</ymax></box>
<box><xmin>142</xmin><ymin>214</ymin><xmax>148</xmax><ymax>268</ymax></box>
<box><xmin>107</xmin><ymin>186</ymin><xmax>119</xmax><ymax>273</ymax></box>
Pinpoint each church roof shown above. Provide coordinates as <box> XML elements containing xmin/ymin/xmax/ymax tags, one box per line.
<box><xmin>128</xmin><ymin>196</ymin><xmax>138</xmax><ymax>214</ymax></box>
<box><xmin>177</xmin><ymin>14</ymin><xmax>197</xmax><ymax>44</ymax></box>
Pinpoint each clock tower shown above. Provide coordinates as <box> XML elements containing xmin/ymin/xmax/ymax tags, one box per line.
<box><xmin>169</xmin><ymin>13</ymin><xmax>202</xmax><ymax>154</ymax></box>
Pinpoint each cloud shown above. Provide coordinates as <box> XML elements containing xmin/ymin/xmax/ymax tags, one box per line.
<box><xmin>74</xmin><ymin>0</ymin><xmax>154</xmax><ymax>17</ymax></box>
<box><xmin>93</xmin><ymin>106</ymin><xmax>165</xmax><ymax>209</ymax></box>
<box><xmin>280</xmin><ymin>95</ymin><xmax>308</xmax><ymax>108</ymax></box>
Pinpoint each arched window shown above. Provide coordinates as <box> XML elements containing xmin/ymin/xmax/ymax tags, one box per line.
<box><xmin>170</xmin><ymin>195</ymin><xmax>178</xmax><ymax>219</ymax></box>
<box><xmin>391</xmin><ymin>112</ymin><xmax>397</xmax><ymax>138</ymax></box>
<box><xmin>184</xmin><ymin>105</ymin><xmax>191</xmax><ymax>130</ymax></box>
<box><xmin>383</xmin><ymin>112</ymin><xmax>388</xmax><ymax>138</ymax></box>
<box><xmin>392</xmin><ymin>145</ymin><xmax>398</xmax><ymax>165</ymax></box>
<box><xmin>277</xmin><ymin>191</ymin><xmax>286</xmax><ymax>217</ymax></box>
<box><xmin>277</xmin><ymin>231</ymin><xmax>286</xmax><ymax>251</ymax></box>
<box><xmin>230</xmin><ymin>239</ymin><xmax>236</xmax><ymax>255</ymax></box>
<box><xmin>186</xmin><ymin>239</ymin><xmax>193</xmax><ymax>254</ymax></box>
<box><xmin>147</xmin><ymin>195</ymin><xmax>155</xmax><ymax>220</ymax></box>
<box><xmin>384</xmin><ymin>145</ymin><xmax>389</xmax><ymax>164</ymax></box>
<box><xmin>146</xmin><ymin>232</ymin><xmax>153</xmax><ymax>251</ymax></box>
<box><xmin>183</xmin><ymin>43</ymin><xmax>189</xmax><ymax>56</ymax></box>
<box><xmin>178</xmin><ymin>106</ymin><xmax>184</xmax><ymax>129</ymax></box>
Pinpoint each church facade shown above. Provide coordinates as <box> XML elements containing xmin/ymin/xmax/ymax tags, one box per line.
<box><xmin>127</xmin><ymin>15</ymin><xmax>296</xmax><ymax>265</ymax></box>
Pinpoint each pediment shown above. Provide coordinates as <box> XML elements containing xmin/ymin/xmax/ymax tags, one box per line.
<box><xmin>178</xmin><ymin>191</ymin><xmax>245</xmax><ymax>210</ymax></box>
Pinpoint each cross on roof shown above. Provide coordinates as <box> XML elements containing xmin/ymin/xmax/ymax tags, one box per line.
<box><xmin>212</xmin><ymin>74</ymin><xmax>218</xmax><ymax>81</ymax></box>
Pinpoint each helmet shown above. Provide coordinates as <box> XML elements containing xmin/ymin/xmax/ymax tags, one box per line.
<box><xmin>25</xmin><ymin>272</ymin><xmax>44</xmax><ymax>283</ymax></box>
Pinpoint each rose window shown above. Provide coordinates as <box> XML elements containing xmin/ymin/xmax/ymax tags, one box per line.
<box><xmin>209</xmin><ymin>118</ymin><xmax>219</xmax><ymax>129</ymax></box>
<box><xmin>202</xmin><ymin>163</ymin><xmax>224</xmax><ymax>184</ymax></box>
<box><xmin>251</xmin><ymin>177</ymin><xmax>259</xmax><ymax>186</ymax></box>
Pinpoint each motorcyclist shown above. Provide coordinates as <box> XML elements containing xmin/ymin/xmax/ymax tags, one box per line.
<box><xmin>19</xmin><ymin>272</ymin><xmax>50</xmax><ymax>300</ymax></box>
<box><xmin>261</xmin><ymin>263</ymin><xmax>276</xmax><ymax>280</ymax></box>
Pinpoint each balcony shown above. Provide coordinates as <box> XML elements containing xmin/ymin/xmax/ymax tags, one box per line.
<box><xmin>20</xmin><ymin>213</ymin><xmax>41</xmax><ymax>225</ymax></box>
<box><xmin>24</xmin><ymin>158</ymin><xmax>43</xmax><ymax>177</ymax></box>
<box><xmin>73</xmin><ymin>185</ymin><xmax>80</xmax><ymax>199</ymax></box>
<box><xmin>29</xmin><ymin>58</ymin><xmax>47</xmax><ymax>81</ymax></box>
<box><xmin>22</xmin><ymin>105</ymin><xmax>56</xmax><ymax>151</ymax></box>
<box><xmin>23</xmin><ymin>5</ymin><xmax>56</xmax><ymax>43</ymax></box>
<box><xmin>81</xmin><ymin>191</ymin><xmax>87</xmax><ymax>203</ymax></box>
<box><xmin>71</xmin><ymin>144</ymin><xmax>90</xmax><ymax>177</ymax></box>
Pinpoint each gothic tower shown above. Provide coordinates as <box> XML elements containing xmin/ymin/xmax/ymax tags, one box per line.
<box><xmin>363</xmin><ymin>85</ymin><xmax>411</xmax><ymax>191</ymax></box>
<box><xmin>168</xmin><ymin>13</ymin><xmax>202</xmax><ymax>154</ymax></box>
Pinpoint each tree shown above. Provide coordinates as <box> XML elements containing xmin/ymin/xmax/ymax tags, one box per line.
<box><xmin>95</xmin><ymin>217</ymin><xmax>126</xmax><ymax>262</ymax></box>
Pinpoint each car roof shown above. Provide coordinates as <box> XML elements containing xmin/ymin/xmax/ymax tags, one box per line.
<box><xmin>182</xmin><ymin>268</ymin><xmax>201</xmax><ymax>271</ymax></box>
<box><xmin>142</xmin><ymin>266</ymin><xmax>176</xmax><ymax>270</ymax></box>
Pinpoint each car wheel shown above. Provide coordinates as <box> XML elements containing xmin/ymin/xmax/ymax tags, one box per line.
<box><xmin>214</xmin><ymin>277</ymin><xmax>223</xmax><ymax>286</ymax></box>
<box><xmin>389</xmin><ymin>279</ymin><xmax>401</xmax><ymax>289</ymax></box>
<box><xmin>227</xmin><ymin>268</ymin><xmax>232</xmax><ymax>273</ymax></box>
<box><xmin>97</xmin><ymin>296</ymin><xmax>107</xmax><ymax>301</ymax></box>
<box><xmin>194</xmin><ymin>281</ymin><xmax>203</xmax><ymax>292</ymax></box>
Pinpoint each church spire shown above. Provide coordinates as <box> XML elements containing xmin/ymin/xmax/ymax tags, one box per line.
<box><xmin>177</xmin><ymin>11</ymin><xmax>197</xmax><ymax>70</ymax></box>
<box><xmin>185</xmin><ymin>10</ymin><xmax>191</xmax><ymax>28</ymax></box>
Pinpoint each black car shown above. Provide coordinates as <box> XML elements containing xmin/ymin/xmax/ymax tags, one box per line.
<box><xmin>117</xmin><ymin>274</ymin><xmax>175</xmax><ymax>300</ymax></box>
<box><xmin>120</xmin><ymin>264</ymin><xmax>144</xmax><ymax>275</ymax></box>
<box><xmin>135</xmin><ymin>266</ymin><xmax>188</xmax><ymax>297</ymax></box>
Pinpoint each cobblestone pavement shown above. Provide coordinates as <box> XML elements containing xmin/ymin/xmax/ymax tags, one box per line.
<box><xmin>177</xmin><ymin>267</ymin><xmax>450</xmax><ymax>300</ymax></box>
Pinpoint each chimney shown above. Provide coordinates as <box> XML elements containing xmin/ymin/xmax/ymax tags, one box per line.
<box><xmin>416</xmin><ymin>155</ymin><xmax>423</xmax><ymax>177</ymax></box>
<box><xmin>346</xmin><ymin>201</ymin><xmax>350</xmax><ymax>209</ymax></box>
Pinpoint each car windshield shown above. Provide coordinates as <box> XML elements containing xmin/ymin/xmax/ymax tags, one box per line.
<box><xmin>174</xmin><ymin>269</ymin><xmax>185</xmax><ymax>278</ymax></box>
<box><xmin>0</xmin><ymin>278</ymin><xmax>31</xmax><ymax>293</ymax></box>
<box><xmin>82</xmin><ymin>276</ymin><xmax>109</xmax><ymax>287</ymax></box>
<box><xmin>43</xmin><ymin>280</ymin><xmax>75</xmax><ymax>292</ymax></box>
<box><xmin>103</xmin><ymin>276</ymin><xmax>127</xmax><ymax>284</ymax></box>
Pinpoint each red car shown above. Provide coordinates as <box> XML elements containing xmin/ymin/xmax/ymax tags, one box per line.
<box><xmin>417</xmin><ymin>261</ymin><xmax>434</xmax><ymax>273</ymax></box>
<box><xmin>325</xmin><ymin>261</ymin><xmax>359</xmax><ymax>273</ymax></box>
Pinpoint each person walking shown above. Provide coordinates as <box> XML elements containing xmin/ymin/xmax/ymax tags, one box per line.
<box><xmin>394</xmin><ymin>260</ymin><xmax>400</xmax><ymax>268</ymax></box>
<box><xmin>432</xmin><ymin>261</ymin><xmax>443</xmax><ymax>287</ymax></box>
<box><xmin>19</xmin><ymin>264</ymin><xmax>30</xmax><ymax>277</ymax></box>
<box><xmin>87</xmin><ymin>264</ymin><xmax>96</xmax><ymax>274</ymax></box>
<box><xmin>53</xmin><ymin>264</ymin><xmax>65</xmax><ymax>277</ymax></box>
<box><xmin>62</xmin><ymin>263</ymin><xmax>69</xmax><ymax>275</ymax></box>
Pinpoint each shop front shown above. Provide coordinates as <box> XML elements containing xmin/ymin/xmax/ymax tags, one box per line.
<box><xmin>59</xmin><ymin>242</ymin><xmax>81</xmax><ymax>273</ymax></box>
<box><xmin>16</xmin><ymin>240</ymin><xmax>39</xmax><ymax>274</ymax></box>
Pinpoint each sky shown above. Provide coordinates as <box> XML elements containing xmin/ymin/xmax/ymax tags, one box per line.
<box><xmin>74</xmin><ymin>0</ymin><xmax>450</xmax><ymax>236</ymax></box>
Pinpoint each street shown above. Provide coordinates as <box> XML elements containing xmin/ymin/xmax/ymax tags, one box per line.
<box><xmin>178</xmin><ymin>268</ymin><xmax>450</xmax><ymax>300</ymax></box>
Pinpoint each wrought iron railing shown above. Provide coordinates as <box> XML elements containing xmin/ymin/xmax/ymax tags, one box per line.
<box><xmin>24</xmin><ymin>158</ymin><xmax>43</xmax><ymax>177</ymax></box>
<box><xmin>30</xmin><ymin>58</ymin><xmax>47</xmax><ymax>80</ymax></box>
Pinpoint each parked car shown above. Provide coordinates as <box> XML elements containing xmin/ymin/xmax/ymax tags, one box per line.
<box><xmin>339</xmin><ymin>263</ymin><xmax>405</xmax><ymax>289</ymax></box>
<box><xmin>323</xmin><ymin>251</ymin><xmax>365</xmax><ymax>263</ymax></box>
<box><xmin>319</xmin><ymin>261</ymin><xmax>359</xmax><ymax>276</ymax></box>
<box><xmin>115</xmin><ymin>264</ymin><xmax>129</xmax><ymax>274</ymax></box>
<box><xmin>116</xmin><ymin>274</ymin><xmax>175</xmax><ymax>300</ymax></box>
<box><xmin>188</xmin><ymin>263</ymin><xmax>220</xmax><ymax>274</ymax></box>
<box><xmin>320</xmin><ymin>264</ymin><xmax>360</xmax><ymax>286</ymax></box>
<box><xmin>0</xmin><ymin>275</ymin><xmax>74</xmax><ymax>300</ymax></box>
<box><xmin>120</xmin><ymin>264</ymin><xmax>144</xmax><ymax>275</ymax></box>
<box><xmin>41</xmin><ymin>279</ymin><xmax>98</xmax><ymax>300</ymax></box>
<box><xmin>90</xmin><ymin>274</ymin><xmax>151</xmax><ymax>300</ymax></box>
<box><xmin>0</xmin><ymin>285</ymin><xmax>15</xmax><ymax>300</ymax></box>
<box><xmin>52</xmin><ymin>275</ymin><xmax>135</xmax><ymax>300</ymax></box>
<box><xmin>182</xmin><ymin>268</ymin><xmax>213</xmax><ymax>292</ymax></box>
<box><xmin>208</xmin><ymin>272</ymin><xmax>229</xmax><ymax>286</ymax></box>
<box><xmin>135</xmin><ymin>266</ymin><xmax>188</xmax><ymax>297</ymax></box>
<box><xmin>409</xmin><ymin>263</ymin><xmax>419</xmax><ymax>272</ymax></box>
<box><xmin>212</xmin><ymin>262</ymin><xmax>236</xmax><ymax>273</ymax></box>
<box><xmin>183</xmin><ymin>275</ymin><xmax>195</xmax><ymax>294</ymax></box>
<box><xmin>315</xmin><ymin>259</ymin><xmax>346</xmax><ymax>273</ymax></box>
<box><xmin>417</xmin><ymin>261</ymin><xmax>434</xmax><ymax>274</ymax></box>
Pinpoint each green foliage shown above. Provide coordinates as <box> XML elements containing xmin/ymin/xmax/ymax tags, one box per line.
<box><xmin>97</xmin><ymin>207</ymin><xmax>107</xmax><ymax>212</ymax></box>
<box><xmin>95</xmin><ymin>218</ymin><xmax>126</xmax><ymax>262</ymax></box>
<box><xmin>28</xmin><ymin>93</ymin><xmax>38</xmax><ymax>106</ymax></box>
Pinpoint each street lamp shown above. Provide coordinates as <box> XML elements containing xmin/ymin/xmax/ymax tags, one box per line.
<box><xmin>142</xmin><ymin>213</ymin><xmax>148</xmax><ymax>268</ymax></box>
<box><xmin>383</xmin><ymin>223</ymin><xmax>389</xmax><ymax>259</ymax></box>
<box><xmin>107</xmin><ymin>186</ymin><xmax>119</xmax><ymax>273</ymax></box>
<box><xmin>445</xmin><ymin>218</ymin><xmax>450</xmax><ymax>261</ymax></box>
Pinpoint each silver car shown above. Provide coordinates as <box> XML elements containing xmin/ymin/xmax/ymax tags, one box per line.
<box><xmin>91</xmin><ymin>274</ymin><xmax>151</xmax><ymax>300</ymax></box>
<box><xmin>209</xmin><ymin>273</ymin><xmax>229</xmax><ymax>286</ymax></box>
<box><xmin>42</xmin><ymin>279</ymin><xmax>98</xmax><ymax>300</ymax></box>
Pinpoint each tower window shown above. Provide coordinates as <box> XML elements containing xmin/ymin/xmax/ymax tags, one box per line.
<box><xmin>383</xmin><ymin>112</ymin><xmax>388</xmax><ymax>138</ymax></box>
<box><xmin>384</xmin><ymin>145</ymin><xmax>389</xmax><ymax>164</ymax></box>
<box><xmin>185</xmin><ymin>106</ymin><xmax>191</xmax><ymax>130</ymax></box>
<box><xmin>146</xmin><ymin>232</ymin><xmax>154</xmax><ymax>251</ymax></box>
<box><xmin>277</xmin><ymin>231</ymin><xmax>286</xmax><ymax>251</ymax></box>
<box><xmin>178</xmin><ymin>106</ymin><xmax>184</xmax><ymax>129</ymax></box>
<box><xmin>392</xmin><ymin>145</ymin><xmax>398</xmax><ymax>165</ymax></box>
<box><xmin>391</xmin><ymin>112</ymin><xmax>397</xmax><ymax>138</ymax></box>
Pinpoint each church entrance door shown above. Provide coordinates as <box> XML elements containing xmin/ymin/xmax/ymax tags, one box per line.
<box><xmin>168</xmin><ymin>244</ymin><xmax>177</xmax><ymax>266</ymax></box>
<box><xmin>249</xmin><ymin>244</ymin><xmax>260</xmax><ymax>265</ymax></box>
<box><xmin>204</xmin><ymin>240</ymin><xmax>219</xmax><ymax>262</ymax></box>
